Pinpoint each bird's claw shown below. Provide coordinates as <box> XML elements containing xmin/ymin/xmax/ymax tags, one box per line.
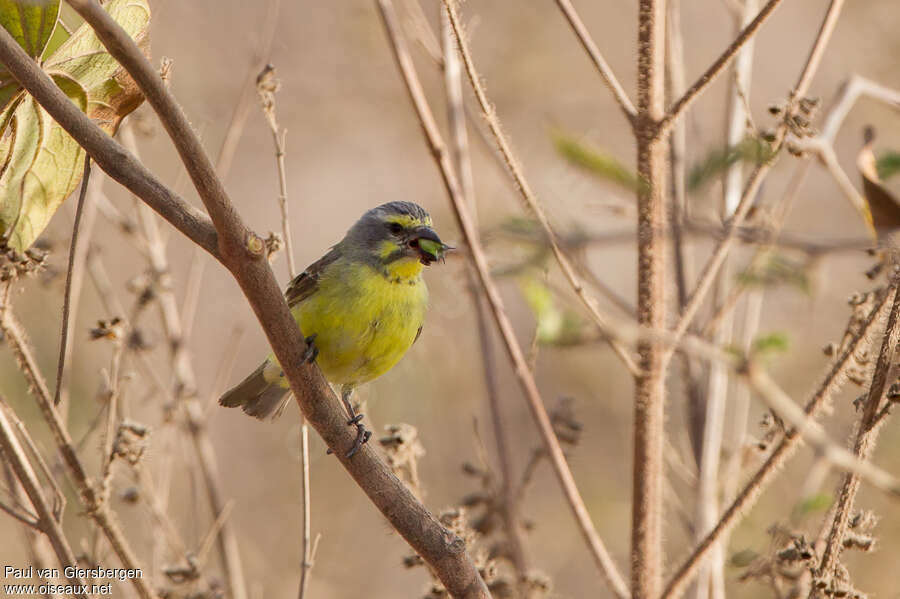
<box><xmin>302</xmin><ymin>334</ymin><xmax>319</xmax><ymax>364</ymax></box>
<box><xmin>325</xmin><ymin>415</ymin><xmax>371</xmax><ymax>458</ymax></box>
<box><xmin>346</xmin><ymin>422</ymin><xmax>371</xmax><ymax>458</ymax></box>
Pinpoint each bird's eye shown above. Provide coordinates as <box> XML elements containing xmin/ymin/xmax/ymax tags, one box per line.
<box><xmin>387</xmin><ymin>222</ymin><xmax>404</xmax><ymax>235</ymax></box>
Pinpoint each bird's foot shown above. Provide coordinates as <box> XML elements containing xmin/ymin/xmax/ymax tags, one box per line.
<box><xmin>302</xmin><ymin>334</ymin><xmax>318</xmax><ymax>363</ymax></box>
<box><xmin>325</xmin><ymin>414</ymin><xmax>371</xmax><ymax>458</ymax></box>
<box><xmin>346</xmin><ymin>420</ymin><xmax>372</xmax><ymax>458</ymax></box>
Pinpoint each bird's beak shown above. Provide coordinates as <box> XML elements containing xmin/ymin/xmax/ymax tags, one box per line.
<box><xmin>409</xmin><ymin>227</ymin><xmax>453</xmax><ymax>265</ymax></box>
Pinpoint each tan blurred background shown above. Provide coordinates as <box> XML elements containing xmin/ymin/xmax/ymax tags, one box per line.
<box><xmin>2</xmin><ymin>0</ymin><xmax>900</xmax><ymax>597</ymax></box>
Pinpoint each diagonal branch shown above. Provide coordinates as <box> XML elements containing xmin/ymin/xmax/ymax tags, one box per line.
<box><xmin>662</xmin><ymin>0</ymin><xmax>850</xmax><ymax>368</ymax></box>
<box><xmin>441</xmin><ymin>0</ymin><xmax>641</xmax><ymax>378</ymax></box>
<box><xmin>661</xmin><ymin>287</ymin><xmax>892</xmax><ymax>598</ymax></box>
<box><xmin>816</xmin><ymin>282</ymin><xmax>900</xmax><ymax>583</ymax></box>
<box><xmin>0</xmin><ymin>298</ymin><xmax>158</xmax><ymax>599</ymax></box>
<box><xmin>553</xmin><ymin>0</ymin><xmax>637</xmax><ymax>124</ymax></box>
<box><xmin>0</xmin><ymin>401</ymin><xmax>88</xmax><ymax>597</ymax></box>
<box><xmin>378</xmin><ymin>1</ymin><xmax>628</xmax><ymax>597</ymax></box>
<box><xmin>0</xmin><ymin>2</ymin><xmax>490</xmax><ymax>596</ymax></box>
<box><xmin>657</xmin><ymin>0</ymin><xmax>785</xmax><ymax>138</ymax></box>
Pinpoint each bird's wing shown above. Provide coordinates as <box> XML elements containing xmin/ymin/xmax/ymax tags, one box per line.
<box><xmin>285</xmin><ymin>247</ymin><xmax>342</xmax><ymax>307</ymax></box>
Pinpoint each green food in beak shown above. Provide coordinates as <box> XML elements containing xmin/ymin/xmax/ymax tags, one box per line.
<box><xmin>410</xmin><ymin>227</ymin><xmax>452</xmax><ymax>265</ymax></box>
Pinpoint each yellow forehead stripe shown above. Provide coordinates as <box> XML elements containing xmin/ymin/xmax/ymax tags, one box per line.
<box><xmin>384</xmin><ymin>213</ymin><xmax>432</xmax><ymax>228</ymax></box>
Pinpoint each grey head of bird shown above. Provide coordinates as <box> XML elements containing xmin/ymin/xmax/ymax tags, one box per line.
<box><xmin>340</xmin><ymin>201</ymin><xmax>452</xmax><ymax>268</ymax></box>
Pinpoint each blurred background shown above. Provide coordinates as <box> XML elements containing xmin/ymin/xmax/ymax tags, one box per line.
<box><xmin>2</xmin><ymin>0</ymin><xmax>900</xmax><ymax>597</ymax></box>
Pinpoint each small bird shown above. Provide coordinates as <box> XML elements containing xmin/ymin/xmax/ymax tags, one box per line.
<box><xmin>219</xmin><ymin>201</ymin><xmax>450</xmax><ymax>457</ymax></box>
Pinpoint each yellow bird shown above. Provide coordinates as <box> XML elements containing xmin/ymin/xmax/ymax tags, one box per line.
<box><xmin>219</xmin><ymin>202</ymin><xmax>450</xmax><ymax>456</ymax></box>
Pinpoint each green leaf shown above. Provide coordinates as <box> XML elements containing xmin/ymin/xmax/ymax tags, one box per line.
<box><xmin>553</xmin><ymin>131</ymin><xmax>641</xmax><ymax>192</ymax></box>
<box><xmin>752</xmin><ymin>332</ymin><xmax>789</xmax><ymax>356</ymax></box>
<box><xmin>518</xmin><ymin>275</ymin><xmax>584</xmax><ymax>346</ymax></box>
<box><xmin>688</xmin><ymin>136</ymin><xmax>774</xmax><ymax>191</ymax></box>
<box><xmin>0</xmin><ymin>80</ymin><xmax>22</xmax><ymax>112</ymax></box>
<box><xmin>0</xmin><ymin>73</ymin><xmax>87</xmax><ymax>251</ymax></box>
<box><xmin>729</xmin><ymin>549</ymin><xmax>758</xmax><ymax>568</ymax></box>
<box><xmin>0</xmin><ymin>0</ymin><xmax>60</xmax><ymax>59</ymax></box>
<box><xmin>0</xmin><ymin>0</ymin><xmax>149</xmax><ymax>252</ymax></box>
<box><xmin>877</xmin><ymin>151</ymin><xmax>900</xmax><ymax>180</ymax></box>
<box><xmin>793</xmin><ymin>492</ymin><xmax>832</xmax><ymax>518</ymax></box>
<box><xmin>0</xmin><ymin>0</ymin><xmax>61</xmax><ymax>112</ymax></box>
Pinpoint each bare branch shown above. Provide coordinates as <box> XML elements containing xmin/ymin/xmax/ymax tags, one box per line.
<box><xmin>0</xmin><ymin>2</ymin><xmax>490</xmax><ymax>595</ymax></box>
<box><xmin>0</xmin><ymin>298</ymin><xmax>158</xmax><ymax>599</ymax></box>
<box><xmin>632</xmin><ymin>1</ymin><xmax>669</xmax><ymax>596</ymax></box>
<box><xmin>657</xmin><ymin>0</ymin><xmax>785</xmax><ymax>137</ymax></box>
<box><xmin>816</xmin><ymin>282</ymin><xmax>900</xmax><ymax>582</ymax></box>
<box><xmin>378</xmin><ymin>1</ymin><xmax>628</xmax><ymax>597</ymax></box>
<box><xmin>441</xmin><ymin>0</ymin><xmax>641</xmax><ymax>378</ymax></box>
<box><xmin>662</xmin><ymin>288</ymin><xmax>892</xmax><ymax>598</ymax></box>
<box><xmin>441</xmin><ymin>3</ymin><xmax>530</xmax><ymax>583</ymax></box>
<box><xmin>662</xmin><ymin>0</ymin><xmax>850</xmax><ymax>368</ymax></box>
<box><xmin>553</xmin><ymin>0</ymin><xmax>637</xmax><ymax>124</ymax></box>
<box><xmin>53</xmin><ymin>156</ymin><xmax>92</xmax><ymax>410</ymax></box>
<box><xmin>0</xmin><ymin>401</ymin><xmax>87</xmax><ymax>597</ymax></box>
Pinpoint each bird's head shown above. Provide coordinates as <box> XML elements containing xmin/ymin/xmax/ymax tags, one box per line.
<box><xmin>343</xmin><ymin>202</ymin><xmax>452</xmax><ymax>280</ymax></box>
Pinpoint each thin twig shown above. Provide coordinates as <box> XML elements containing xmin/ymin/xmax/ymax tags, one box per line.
<box><xmin>663</xmin><ymin>0</ymin><xmax>850</xmax><ymax>368</ymax></box>
<box><xmin>0</xmin><ymin>297</ymin><xmax>158</xmax><ymax>599</ymax></box>
<box><xmin>257</xmin><ymin>64</ymin><xmax>297</xmax><ymax>279</ymax></box>
<box><xmin>377</xmin><ymin>2</ymin><xmax>628</xmax><ymax>597</ymax></box>
<box><xmin>0</xmin><ymin>401</ymin><xmax>88</xmax><ymax>597</ymax></box>
<box><xmin>216</xmin><ymin>0</ymin><xmax>282</xmax><ymax>179</ymax></box>
<box><xmin>745</xmin><ymin>364</ymin><xmax>900</xmax><ymax>496</ymax></box>
<box><xmin>815</xmin><ymin>282</ymin><xmax>900</xmax><ymax>583</ymax></box>
<box><xmin>553</xmin><ymin>0</ymin><xmax>637</xmax><ymax>124</ymax></box>
<box><xmin>0</xmin><ymin>493</ymin><xmax>40</xmax><ymax>529</ymax></box>
<box><xmin>441</xmin><ymin>3</ymin><xmax>530</xmax><ymax>583</ymax></box>
<box><xmin>119</xmin><ymin>126</ymin><xmax>249</xmax><ymax>599</ymax></box>
<box><xmin>53</xmin><ymin>156</ymin><xmax>92</xmax><ymax>408</ymax></box>
<box><xmin>657</xmin><ymin>0</ymin><xmax>785</xmax><ymax>138</ymax></box>
<box><xmin>255</xmin><ymin>60</ymin><xmax>314</xmax><ymax>599</ymax></box>
<box><xmin>442</xmin><ymin>0</ymin><xmax>641</xmax><ymax>378</ymax></box>
<box><xmin>695</xmin><ymin>3</ymin><xmax>761</xmax><ymax>595</ymax></box>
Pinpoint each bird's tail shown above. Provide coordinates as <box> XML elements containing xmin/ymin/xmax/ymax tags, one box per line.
<box><xmin>219</xmin><ymin>361</ymin><xmax>290</xmax><ymax>420</ymax></box>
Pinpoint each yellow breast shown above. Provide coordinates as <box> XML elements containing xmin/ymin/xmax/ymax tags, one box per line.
<box><xmin>291</xmin><ymin>257</ymin><xmax>428</xmax><ymax>387</ymax></box>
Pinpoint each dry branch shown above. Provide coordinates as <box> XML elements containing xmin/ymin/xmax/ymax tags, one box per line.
<box><xmin>0</xmin><ymin>401</ymin><xmax>87</xmax><ymax>597</ymax></box>
<box><xmin>633</xmin><ymin>1</ymin><xmax>669</xmax><ymax>597</ymax></box>
<box><xmin>119</xmin><ymin>124</ymin><xmax>249</xmax><ymax>599</ymax></box>
<box><xmin>0</xmin><ymin>1</ymin><xmax>491</xmax><ymax>596</ymax></box>
<box><xmin>0</xmin><ymin>299</ymin><xmax>158</xmax><ymax>599</ymax></box>
<box><xmin>657</xmin><ymin>0</ymin><xmax>785</xmax><ymax>137</ymax></box>
<box><xmin>663</xmin><ymin>0</ymin><xmax>850</xmax><ymax>368</ymax></box>
<box><xmin>553</xmin><ymin>0</ymin><xmax>637</xmax><ymax>124</ymax></box>
<box><xmin>816</xmin><ymin>282</ymin><xmax>900</xmax><ymax>584</ymax></box>
<box><xmin>378</xmin><ymin>1</ymin><xmax>627</xmax><ymax>597</ymax></box>
<box><xmin>662</xmin><ymin>288</ymin><xmax>892</xmax><ymax>598</ymax></box>
<box><xmin>441</xmin><ymin>4</ymin><xmax>530</xmax><ymax>583</ymax></box>
<box><xmin>441</xmin><ymin>0</ymin><xmax>641</xmax><ymax>379</ymax></box>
